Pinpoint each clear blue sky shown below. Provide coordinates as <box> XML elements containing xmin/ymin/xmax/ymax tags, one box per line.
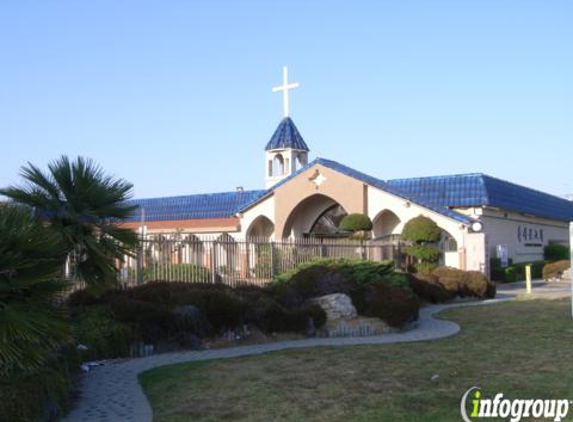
<box><xmin>1</xmin><ymin>1</ymin><xmax>571</xmax><ymax>198</ymax></box>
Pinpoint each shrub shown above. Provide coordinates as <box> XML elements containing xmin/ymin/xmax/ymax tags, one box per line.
<box><xmin>351</xmin><ymin>275</ymin><xmax>419</xmax><ymax>328</ymax></box>
<box><xmin>408</xmin><ymin>273</ymin><xmax>455</xmax><ymax>303</ymax></box>
<box><xmin>263</xmin><ymin>302</ymin><xmax>326</xmax><ymax>333</ymax></box>
<box><xmin>411</xmin><ymin>262</ymin><xmax>439</xmax><ymax>275</ymax></box>
<box><xmin>432</xmin><ymin>267</ymin><xmax>496</xmax><ymax>299</ymax></box>
<box><xmin>544</xmin><ymin>244</ymin><xmax>570</xmax><ymax>262</ymax></box>
<box><xmin>73</xmin><ymin>306</ymin><xmax>134</xmax><ymax>360</ymax></box>
<box><xmin>402</xmin><ymin>216</ymin><xmax>442</xmax><ymax>274</ymax></box>
<box><xmin>0</xmin><ymin>348</ymin><xmax>77</xmax><ymax>422</ymax></box>
<box><xmin>274</xmin><ymin>258</ymin><xmax>395</xmax><ymax>287</ymax></box>
<box><xmin>271</xmin><ymin>259</ymin><xmax>419</xmax><ymax>327</ymax></box>
<box><xmin>338</xmin><ymin>213</ymin><xmax>373</xmax><ymax>239</ymax></box>
<box><xmin>137</xmin><ymin>264</ymin><xmax>216</xmax><ymax>283</ymax></box>
<box><xmin>109</xmin><ymin>296</ymin><xmax>176</xmax><ymax>343</ymax></box>
<box><xmin>402</xmin><ymin>215</ymin><xmax>442</xmax><ymax>243</ymax></box>
<box><xmin>490</xmin><ymin>258</ymin><xmax>546</xmax><ymax>283</ymax></box>
<box><xmin>405</xmin><ymin>245</ymin><xmax>441</xmax><ymax>261</ymax></box>
<box><xmin>113</xmin><ymin>283</ymin><xmax>249</xmax><ymax>334</ymax></box>
<box><xmin>543</xmin><ymin>260</ymin><xmax>570</xmax><ymax>281</ymax></box>
<box><xmin>0</xmin><ymin>205</ymin><xmax>70</xmax><ymax>377</ymax></box>
<box><xmin>271</xmin><ymin>258</ymin><xmax>396</xmax><ymax>307</ymax></box>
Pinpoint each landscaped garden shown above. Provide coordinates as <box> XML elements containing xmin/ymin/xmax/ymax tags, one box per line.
<box><xmin>1</xmin><ymin>155</ymin><xmax>570</xmax><ymax>422</ymax></box>
<box><xmin>140</xmin><ymin>298</ymin><xmax>573</xmax><ymax>422</ymax></box>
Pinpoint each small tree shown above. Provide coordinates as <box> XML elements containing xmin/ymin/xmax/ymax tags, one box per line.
<box><xmin>1</xmin><ymin>156</ymin><xmax>139</xmax><ymax>288</ymax></box>
<box><xmin>0</xmin><ymin>205</ymin><xmax>70</xmax><ymax>376</ymax></box>
<box><xmin>402</xmin><ymin>215</ymin><xmax>441</xmax><ymax>274</ymax></box>
<box><xmin>338</xmin><ymin>213</ymin><xmax>373</xmax><ymax>240</ymax></box>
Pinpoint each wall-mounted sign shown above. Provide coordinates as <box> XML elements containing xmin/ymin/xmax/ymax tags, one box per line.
<box><xmin>496</xmin><ymin>244</ymin><xmax>509</xmax><ymax>268</ymax></box>
<box><xmin>517</xmin><ymin>225</ymin><xmax>543</xmax><ymax>247</ymax></box>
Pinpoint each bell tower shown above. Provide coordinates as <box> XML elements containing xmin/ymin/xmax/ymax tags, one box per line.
<box><xmin>265</xmin><ymin>67</ymin><xmax>309</xmax><ymax>188</ymax></box>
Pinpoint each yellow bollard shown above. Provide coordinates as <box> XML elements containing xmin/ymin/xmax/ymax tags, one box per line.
<box><xmin>525</xmin><ymin>264</ymin><xmax>532</xmax><ymax>294</ymax></box>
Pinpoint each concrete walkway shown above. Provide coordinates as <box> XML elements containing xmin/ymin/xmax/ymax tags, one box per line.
<box><xmin>61</xmin><ymin>281</ymin><xmax>569</xmax><ymax>422</ymax></box>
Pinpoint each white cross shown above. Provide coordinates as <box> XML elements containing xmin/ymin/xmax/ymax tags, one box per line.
<box><xmin>272</xmin><ymin>66</ymin><xmax>300</xmax><ymax>118</ymax></box>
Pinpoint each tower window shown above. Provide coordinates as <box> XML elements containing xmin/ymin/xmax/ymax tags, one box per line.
<box><xmin>272</xmin><ymin>154</ymin><xmax>285</xmax><ymax>177</ymax></box>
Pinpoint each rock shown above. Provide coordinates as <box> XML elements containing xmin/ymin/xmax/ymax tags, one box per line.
<box><xmin>310</xmin><ymin>293</ymin><xmax>357</xmax><ymax>321</ymax></box>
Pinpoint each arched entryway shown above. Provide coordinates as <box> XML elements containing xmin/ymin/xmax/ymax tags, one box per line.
<box><xmin>181</xmin><ymin>234</ymin><xmax>204</xmax><ymax>265</ymax></box>
<box><xmin>440</xmin><ymin>228</ymin><xmax>459</xmax><ymax>267</ymax></box>
<box><xmin>281</xmin><ymin>194</ymin><xmax>348</xmax><ymax>238</ymax></box>
<box><xmin>372</xmin><ymin>209</ymin><xmax>401</xmax><ymax>240</ymax></box>
<box><xmin>214</xmin><ymin>233</ymin><xmax>238</xmax><ymax>278</ymax></box>
<box><xmin>246</xmin><ymin>215</ymin><xmax>275</xmax><ymax>240</ymax></box>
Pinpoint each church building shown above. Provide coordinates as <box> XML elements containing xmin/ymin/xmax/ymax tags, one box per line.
<box><xmin>121</xmin><ymin>67</ymin><xmax>573</xmax><ymax>274</ymax></box>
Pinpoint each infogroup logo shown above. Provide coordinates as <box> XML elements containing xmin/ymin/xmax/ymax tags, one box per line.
<box><xmin>460</xmin><ymin>387</ymin><xmax>570</xmax><ymax>422</ymax></box>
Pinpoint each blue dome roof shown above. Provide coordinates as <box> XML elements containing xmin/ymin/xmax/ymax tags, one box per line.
<box><xmin>265</xmin><ymin>117</ymin><xmax>309</xmax><ymax>151</ymax></box>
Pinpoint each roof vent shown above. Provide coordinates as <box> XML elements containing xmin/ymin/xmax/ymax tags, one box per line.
<box><xmin>236</xmin><ymin>186</ymin><xmax>244</xmax><ymax>192</ymax></box>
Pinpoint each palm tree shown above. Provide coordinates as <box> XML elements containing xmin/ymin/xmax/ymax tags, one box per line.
<box><xmin>1</xmin><ymin>156</ymin><xmax>139</xmax><ymax>287</ymax></box>
<box><xmin>0</xmin><ymin>205</ymin><xmax>70</xmax><ymax>376</ymax></box>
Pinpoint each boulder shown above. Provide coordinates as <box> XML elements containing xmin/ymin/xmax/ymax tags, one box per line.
<box><xmin>310</xmin><ymin>293</ymin><xmax>357</xmax><ymax>321</ymax></box>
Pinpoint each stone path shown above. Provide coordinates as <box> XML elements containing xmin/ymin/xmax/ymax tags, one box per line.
<box><xmin>61</xmin><ymin>281</ymin><xmax>570</xmax><ymax>422</ymax></box>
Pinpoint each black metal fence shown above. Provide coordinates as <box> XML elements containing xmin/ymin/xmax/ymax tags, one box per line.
<box><xmin>97</xmin><ymin>236</ymin><xmax>407</xmax><ymax>287</ymax></box>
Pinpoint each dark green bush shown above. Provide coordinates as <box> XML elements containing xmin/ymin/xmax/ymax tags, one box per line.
<box><xmin>402</xmin><ymin>215</ymin><xmax>442</xmax><ymax>243</ymax></box>
<box><xmin>73</xmin><ymin>306</ymin><xmax>134</xmax><ymax>360</ymax></box>
<box><xmin>271</xmin><ymin>258</ymin><xmax>396</xmax><ymax>308</ymax></box>
<box><xmin>544</xmin><ymin>244</ymin><xmax>570</xmax><ymax>262</ymax></box>
<box><xmin>0</xmin><ymin>348</ymin><xmax>77</xmax><ymax>422</ymax></box>
<box><xmin>432</xmin><ymin>267</ymin><xmax>496</xmax><ymax>298</ymax></box>
<box><xmin>131</xmin><ymin>264</ymin><xmax>217</xmax><ymax>283</ymax></box>
<box><xmin>411</xmin><ymin>262</ymin><xmax>439</xmax><ymax>275</ymax></box>
<box><xmin>338</xmin><ymin>213</ymin><xmax>373</xmax><ymax>233</ymax></box>
<box><xmin>113</xmin><ymin>283</ymin><xmax>249</xmax><ymax>333</ymax></box>
<box><xmin>402</xmin><ymin>216</ymin><xmax>442</xmax><ymax>274</ymax></box>
<box><xmin>490</xmin><ymin>258</ymin><xmax>546</xmax><ymax>283</ymax></box>
<box><xmin>263</xmin><ymin>302</ymin><xmax>326</xmax><ymax>333</ymax></box>
<box><xmin>543</xmin><ymin>260</ymin><xmax>570</xmax><ymax>280</ymax></box>
<box><xmin>408</xmin><ymin>273</ymin><xmax>455</xmax><ymax>303</ymax></box>
<box><xmin>351</xmin><ymin>274</ymin><xmax>419</xmax><ymax>328</ymax></box>
<box><xmin>405</xmin><ymin>245</ymin><xmax>441</xmax><ymax>261</ymax></box>
<box><xmin>272</xmin><ymin>259</ymin><xmax>418</xmax><ymax>327</ymax></box>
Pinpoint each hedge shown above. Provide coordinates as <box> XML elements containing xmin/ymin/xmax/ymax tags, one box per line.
<box><xmin>129</xmin><ymin>264</ymin><xmax>217</xmax><ymax>283</ymax></box>
<box><xmin>544</xmin><ymin>244</ymin><xmax>570</xmax><ymax>261</ymax></box>
<box><xmin>543</xmin><ymin>260</ymin><xmax>570</xmax><ymax>281</ymax></box>
<box><xmin>408</xmin><ymin>273</ymin><xmax>455</xmax><ymax>303</ymax></box>
<box><xmin>68</xmin><ymin>280</ymin><xmax>329</xmax><ymax>359</ymax></box>
<box><xmin>273</xmin><ymin>259</ymin><xmax>419</xmax><ymax>327</ymax></box>
<box><xmin>0</xmin><ymin>347</ymin><xmax>77</xmax><ymax>422</ymax></box>
<box><xmin>490</xmin><ymin>258</ymin><xmax>545</xmax><ymax>283</ymax></box>
<box><xmin>351</xmin><ymin>275</ymin><xmax>420</xmax><ymax>327</ymax></box>
<box><xmin>431</xmin><ymin>267</ymin><xmax>496</xmax><ymax>299</ymax></box>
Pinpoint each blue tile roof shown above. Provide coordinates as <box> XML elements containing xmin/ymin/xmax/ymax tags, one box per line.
<box><xmin>265</xmin><ymin>117</ymin><xmax>310</xmax><ymax>151</ymax></box>
<box><xmin>387</xmin><ymin>173</ymin><xmax>573</xmax><ymax>222</ymax></box>
<box><xmin>258</xmin><ymin>158</ymin><xmax>473</xmax><ymax>224</ymax></box>
<box><xmin>123</xmin><ymin>190</ymin><xmax>266</xmax><ymax>223</ymax></box>
<box><xmin>121</xmin><ymin>160</ymin><xmax>573</xmax><ymax>225</ymax></box>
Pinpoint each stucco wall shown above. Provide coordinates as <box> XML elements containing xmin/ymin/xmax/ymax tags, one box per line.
<box><xmin>273</xmin><ymin>163</ymin><xmax>367</xmax><ymax>238</ymax></box>
<box><xmin>479</xmin><ymin>208</ymin><xmax>569</xmax><ymax>263</ymax></box>
<box><xmin>238</xmin><ymin>194</ymin><xmax>276</xmax><ymax>239</ymax></box>
<box><xmin>367</xmin><ymin>186</ymin><xmax>467</xmax><ymax>248</ymax></box>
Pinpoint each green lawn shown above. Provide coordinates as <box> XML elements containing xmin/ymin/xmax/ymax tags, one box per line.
<box><xmin>140</xmin><ymin>299</ymin><xmax>573</xmax><ymax>422</ymax></box>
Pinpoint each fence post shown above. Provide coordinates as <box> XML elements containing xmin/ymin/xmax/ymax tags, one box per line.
<box><xmin>210</xmin><ymin>242</ymin><xmax>218</xmax><ymax>284</ymax></box>
<box><xmin>270</xmin><ymin>241</ymin><xmax>277</xmax><ymax>278</ymax></box>
<box><xmin>136</xmin><ymin>241</ymin><xmax>144</xmax><ymax>285</ymax></box>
